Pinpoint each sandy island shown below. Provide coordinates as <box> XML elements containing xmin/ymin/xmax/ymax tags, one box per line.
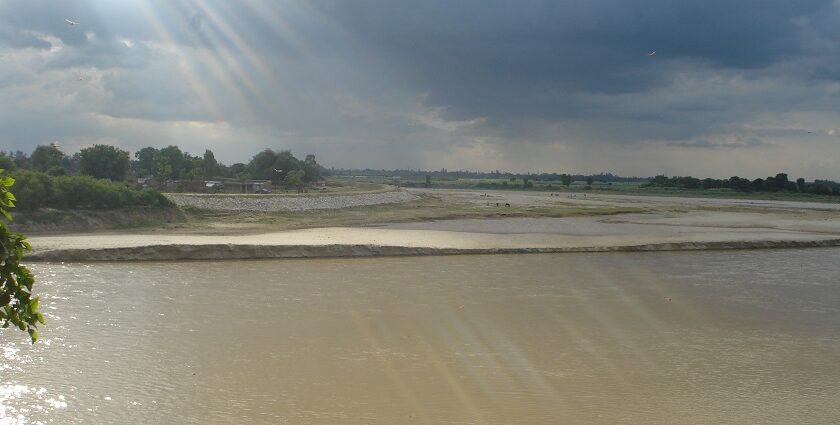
<box><xmin>26</xmin><ymin>188</ymin><xmax>840</xmax><ymax>261</ymax></box>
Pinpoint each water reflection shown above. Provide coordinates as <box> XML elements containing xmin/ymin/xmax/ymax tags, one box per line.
<box><xmin>2</xmin><ymin>249</ymin><xmax>839</xmax><ymax>424</ymax></box>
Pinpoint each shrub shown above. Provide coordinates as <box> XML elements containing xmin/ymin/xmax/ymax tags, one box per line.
<box><xmin>10</xmin><ymin>171</ymin><xmax>173</xmax><ymax>211</ymax></box>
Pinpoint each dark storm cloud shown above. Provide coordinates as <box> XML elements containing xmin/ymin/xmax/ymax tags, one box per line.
<box><xmin>314</xmin><ymin>0</ymin><xmax>838</xmax><ymax>119</ymax></box>
<box><xmin>1</xmin><ymin>0</ymin><xmax>839</xmax><ymax>178</ymax></box>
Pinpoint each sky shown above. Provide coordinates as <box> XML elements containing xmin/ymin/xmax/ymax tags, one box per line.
<box><xmin>1</xmin><ymin>0</ymin><xmax>839</xmax><ymax>179</ymax></box>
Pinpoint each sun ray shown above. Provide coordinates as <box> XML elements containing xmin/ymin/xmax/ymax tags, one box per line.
<box><xmin>132</xmin><ymin>1</ymin><xmax>224</xmax><ymax>123</ymax></box>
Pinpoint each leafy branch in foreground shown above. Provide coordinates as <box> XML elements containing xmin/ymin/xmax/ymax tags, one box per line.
<box><xmin>0</xmin><ymin>170</ymin><xmax>43</xmax><ymax>342</ymax></box>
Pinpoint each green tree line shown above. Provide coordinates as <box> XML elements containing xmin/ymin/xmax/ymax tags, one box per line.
<box><xmin>646</xmin><ymin>173</ymin><xmax>840</xmax><ymax>196</ymax></box>
<box><xmin>2</xmin><ymin>144</ymin><xmax>324</xmax><ymax>189</ymax></box>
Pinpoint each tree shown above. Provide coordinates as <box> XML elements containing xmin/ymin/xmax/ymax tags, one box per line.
<box><xmin>0</xmin><ymin>170</ymin><xmax>43</xmax><ymax>343</ymax></box>
<box><xmin>153</xmin><ymin>146</ymin><xmax>188</xmax><ymax>180</ymax></box>
<box><xmin>273</xmin><ymin>150</ymin><xmax>300</xmax><ymax>182</ymax></box>
<box><xmin>134</xmin><ymin>147</ymin><xmax>159</xmax><ymax>177</ymax></box>
<box><xmin>12</xmin><ymin>151</ymin><xmax>30</xmax><ymax>169</ymax></box>
<box><xmin>0</xmin><ymin>153</ymin><xmax>16</xmax><ymax>171</ymax></box>
<box><xmin>202</xmin><ymin>149</ymin><xmax>220</xmax><ymax>178</ymax></box>
<box><xmin>248</xmin><ymin>149</ymin><xmax>280</xmax><ymax>181</ymax></box>
<box><xmin>651</xmin><ymin>175</ymin><xmax>669</xmax><ymax>186</ymax></box>
<box><xmin>796</xmin><ymin>178</ymin><xmax>806</xmax><ymax>192</ymax></box>
<box><xmin>31</xmin><ymin>144</ymin><xmax>68</xmax><ymax>172</ymax></box>
<box><xmin>228</xmin><ymin>163</ymin><xmax>248</xmax><ymax>178</ymax></box>
<box><xmin>728</xmin><ymin>176</ymin><xmax>750</xmax><ymax>191</ymax></box>
<box><xmin>282</xmin><ymin>170</ymin><xmax>306</xmax><ymax>192</ymax></box>
<box><xmin>425</xmin><ymin>175</ymin><xmax>431</xmax><ymax>187</ymax></box>
<box><xmin>561</xmin><ymin>174</ymin><xmax>573</xmax><ymax>187</ymax></box>
<box><xmin>78</xmin><ymin>144</ymin><xmax>130</xmax><ymax>181</ymax></box>
<box><xmin>302</xmin><ymin>154</ymin><xmax>322</xmax><ymax>183</ymax></box>
<box><xmin>774</xmin><ymin>173</ymin><xmax>789</xmax><ymax>191</ymax></box>
<box><xmin>585</xmin><ymin>176</ymin><xmax>594</xmax><ymax>185</ymax></box>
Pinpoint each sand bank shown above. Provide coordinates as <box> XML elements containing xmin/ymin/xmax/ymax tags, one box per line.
<box><xmin>24</xmin><ymin>188</ymin><xmax>840</xmax><ymax>261</ymax></box>
<box><xmin>26</xmin><ymin>214</ymin><xmax>840</xmax><ymax>261</ymax></box>
<box><xmin>167</xmin><ymin>190</ymin><xmax>417</xmax><ymax>211</ymax></box>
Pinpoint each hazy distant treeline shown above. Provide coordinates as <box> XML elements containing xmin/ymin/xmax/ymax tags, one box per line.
<box><xmin>328</xmin><ymin>168</ymin><xmax>649</xmax><ymax>182</ymax></box>
<box><xmin>646</xmin><ymin>173</ymin><xmax>840</xmax><ymax>196</ymax></box>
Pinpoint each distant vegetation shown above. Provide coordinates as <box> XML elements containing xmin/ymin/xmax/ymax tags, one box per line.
<box><xmin>329</xmin><ymin>168</ymin><xmax>648</xmax><ymax>183</ymax></box>
<box><xmin>645</xmin><ymin>173</ymin><xmax>840</xmax><ymax>196</ymax></box>
<box><xmin>0</xmin><ymin>144</ymin><xmax>327</xmax><ymax>211</ymax></box>
<box><xmin>130</xmin><ymin>146</ymin><xmax>324</xmax><ymax>187</ymax></box>
<box><xmin>332</xmin><ymin>168</ymin><xmax>840</xmax><ymax>201</ymax></box>
<box><xmin>2</xmin><ymin>143</ymin><xmax>324</xmax><ymax>188</ymax></box>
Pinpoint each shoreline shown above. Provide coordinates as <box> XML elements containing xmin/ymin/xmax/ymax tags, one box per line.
<box><xmin>26</xmin><ymin>239</ymin><xmax>840</xmax><ymax>262</ymax></box>
<box><xmin>26</xmin><ymin>234</ymin><xmax>840</xmax><ymax>262</ymax></box>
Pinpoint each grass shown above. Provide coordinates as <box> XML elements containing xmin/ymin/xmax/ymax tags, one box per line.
<box><xmin>331</xmin><ymin>176</ymin><xmax>840</xmax><ymax>204</ymax></box>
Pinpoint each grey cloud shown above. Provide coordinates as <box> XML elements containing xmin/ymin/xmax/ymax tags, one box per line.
<box><xmin>316</xmin><ymin>0</ymin><xmax>836</xmax><ymax>90</ymax></box>
<box><xmin>1</xmin><ymin>0</ymin><xmax>839</xmax><ymax>179</ymax></box>
<box><xmin>666</xmin><ymin>137</ymin><xmax>769</xmax><ymax>149</ymax></box>
<box><xmin>0</xmin><ymin>27</ymin><xmax>52</xmax><ymax>49</ymax></box>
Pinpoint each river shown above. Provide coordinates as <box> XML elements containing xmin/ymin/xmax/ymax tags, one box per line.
<box><xmin>3</xmin><ymin>249</ymin><xmax>839</xmax><ymax>424</ymax></box>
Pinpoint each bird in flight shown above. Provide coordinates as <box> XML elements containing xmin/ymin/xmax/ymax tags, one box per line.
<box><xmin>65</xmin><ymin>18</ymin><xmax>79</xmax><ymax>26</ymax></box>
<box><xmin>647</xmin><ymin>50</ymin><xmax>657</xmax><ymax>57</ymax></box>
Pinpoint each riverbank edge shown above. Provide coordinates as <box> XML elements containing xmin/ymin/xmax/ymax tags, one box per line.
<box><xmin>25</xmin><ymin>238</ymin><xmax>840</xmax><ymax>262</ymax></box>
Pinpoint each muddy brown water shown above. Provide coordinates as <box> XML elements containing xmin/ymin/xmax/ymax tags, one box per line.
<box><xmin>3</xmin><ymin>249</ymin><xmax>839</xmax><ymax>424</ymax></box>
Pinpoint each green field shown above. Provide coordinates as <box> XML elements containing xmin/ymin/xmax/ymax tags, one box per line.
<box><xmin>330</xmin><ymin>176</ymin><xmax>840</xmax><ymax>204</ymax></box>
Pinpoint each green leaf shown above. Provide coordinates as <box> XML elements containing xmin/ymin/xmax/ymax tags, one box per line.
<box><xmin>28</xmin><ymin>328</ymin><xmax>38</xmax><ymax>343</ymax></box>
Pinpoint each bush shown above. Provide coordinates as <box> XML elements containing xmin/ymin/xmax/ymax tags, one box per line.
<box><xmin>1</xmin><ymin>171</ymin><xmax>43</xmax><ymax>343</ymax></box>
<box><xmin>10</xmin><ymin>171</ymin><xmax>173</xmax><ymax>211</ymax></box>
